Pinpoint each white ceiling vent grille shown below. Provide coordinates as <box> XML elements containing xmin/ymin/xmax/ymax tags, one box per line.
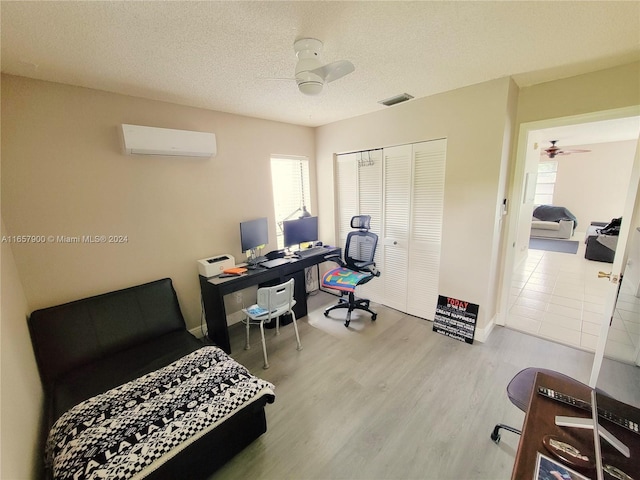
<box><xmin>378</xmin><ymin>93</ymin><xmax>414</xmax><ymax>107</ymax></box>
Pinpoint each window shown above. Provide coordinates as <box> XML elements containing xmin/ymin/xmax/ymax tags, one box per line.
<box><xmin>270</xmin><ymin>155</ymin><xmax>310</xmax><ymax>249</ymax></box>
<box><xmin>534</xmin><ymin>160</ymin><xmax>557</xmax><ymax>205</ymax></box>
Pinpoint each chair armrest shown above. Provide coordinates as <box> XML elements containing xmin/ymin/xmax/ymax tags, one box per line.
<box><xmin>353</xmin><ymin>261</ymin><xmax>381</xmax><ymax>277</ymax></box>
<box><xmin>354</xmin><ymin>261</ymin><xmax>374</xmax><ymax>269</ymax></box>
<box><xmin>324</xmin><ymin>254</ymin><xmax>346</xmax><ymax>267</ymax></box>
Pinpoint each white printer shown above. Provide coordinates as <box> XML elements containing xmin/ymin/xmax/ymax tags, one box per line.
<box><xmin>197</xmin><ymin>254</ymin><xmax>235</xmax><ymax>278</ymax></box>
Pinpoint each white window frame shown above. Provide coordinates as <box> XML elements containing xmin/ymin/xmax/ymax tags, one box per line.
<box><xmin>270</xmin><ymin>155</ymin><xmax>311</xmax><ymax>249</ymax></box>
<box><xmin>534</xmin><ymin>159</ymin><xmax>558</xmax><ymax>205</ymax></box>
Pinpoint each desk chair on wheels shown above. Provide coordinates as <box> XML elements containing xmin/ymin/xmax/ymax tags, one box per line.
<box><xmin>242</xmin><ymin>278</ymin><xmax>302</xmax><ymax>369</ymax></box>
<box><xmin>491</xmin><ymin>367</ymin><xmax>608</xmax><ymax>444</ymax></box>
<box><xmin>321</xmin><ymin>215</ymin><xmax>381</xmax><ymax>327</ymax></box>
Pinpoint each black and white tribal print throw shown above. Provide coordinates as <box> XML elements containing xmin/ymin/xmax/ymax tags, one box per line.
<box><xmin>46</xmin><ymin>346</ymin><xmax>275</xmax><ymax>480</ymax></box>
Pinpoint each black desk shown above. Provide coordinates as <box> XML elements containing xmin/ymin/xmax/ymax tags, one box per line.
<box><xmin>199</xmin><ymin>247</ymin><xmax>340</xmax><ymax>353</ymax></box>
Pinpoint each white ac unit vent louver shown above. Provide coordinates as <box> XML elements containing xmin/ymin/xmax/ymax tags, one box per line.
<box><xmin>121</xmin><ymin>124</ymin><xmax>217</xmax><ymax>158</ymax></box>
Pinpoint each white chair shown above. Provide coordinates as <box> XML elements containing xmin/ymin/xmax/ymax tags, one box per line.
<box><xmin>242</xmin><ymin>278</ymin><xmax>302</xmax><ymax>369</ymax></box>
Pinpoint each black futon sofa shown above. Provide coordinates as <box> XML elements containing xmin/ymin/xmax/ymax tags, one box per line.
<box><xmin>29</xmin><ymin>278</ymin><xmax>275</xmax><ymax>480</ymax></box>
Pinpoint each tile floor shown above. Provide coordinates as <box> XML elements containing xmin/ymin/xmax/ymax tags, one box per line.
<box><xmin>507</xmin><ymin>233</ymin><xmax>640</xmax><ymax>364</ymax></box>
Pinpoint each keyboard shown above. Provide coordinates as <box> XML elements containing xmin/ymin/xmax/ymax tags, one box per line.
<box><xmin>538</xmin><ymin>386</ymin><xmax>639</xmax><ymax>435</ymax></box>
<box><xmin>260</xmin><ymin>258</ymin><xmax>291</xmax><ymax>269</ymax></box>
<box><xmin>295</xmin><ymin>246</ymin><xmax>327</xmax><ymax>258</ymax></box>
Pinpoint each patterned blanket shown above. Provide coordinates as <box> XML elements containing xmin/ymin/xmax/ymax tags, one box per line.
<box><xmin>46</xmin><ymin>346</ymin><xmax>275</xmax><ymax>480</ymax></box>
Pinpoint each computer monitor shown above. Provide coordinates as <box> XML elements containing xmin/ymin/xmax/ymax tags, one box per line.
<box><xmin>240</xmin><ymin>217</ymin><xmax>268</xmax><ymax>258</ymax></box>
<box><xmin>283</xmin><ymin>216</ymin><xmax>318</xmax><ymax>248</ymax></box>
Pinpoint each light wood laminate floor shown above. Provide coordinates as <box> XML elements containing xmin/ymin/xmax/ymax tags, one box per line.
<box><xmin>211</xmin><ymin>291</ymin><xmax>640</xmax><ymax>480</ymax></box>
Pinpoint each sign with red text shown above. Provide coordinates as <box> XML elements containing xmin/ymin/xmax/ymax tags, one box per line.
<box><xmin>433</xmin><ymin>295</ymin><xmax>478</xmax><ymax>344</ymax></box>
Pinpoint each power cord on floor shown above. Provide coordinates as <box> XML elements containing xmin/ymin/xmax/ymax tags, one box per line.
<box><xmin>200</xmin><ymin>296</ymin><xmax>208</xmax><ymax>339</ymax></box>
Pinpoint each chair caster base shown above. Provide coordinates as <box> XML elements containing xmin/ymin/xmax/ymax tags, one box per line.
<box><xmin>490</xmin><ymin>424</ymin><xmax>521</xmax><ymax>445</ymax></box>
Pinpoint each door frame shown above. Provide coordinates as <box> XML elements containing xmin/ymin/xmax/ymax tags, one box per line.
<box><xmin>497</xmin><ymin>105</ymin><xmax>640</xmax><ymax>382</ymax></box>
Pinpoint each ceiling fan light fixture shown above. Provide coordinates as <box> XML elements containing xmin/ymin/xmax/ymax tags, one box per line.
<box><xmin>291</xmin><ymin>37</ymin><xmax>355</xmax><ymax>96</ymax></box>
<box><xmin>296</xmin><ymin>69</ymin><xmax>324</xmax><ymax>95</ymax></box>
<box><xmin>298</xmin><ymin>80</ymin><xmax>324</xmax><ymax>95</ymax></box>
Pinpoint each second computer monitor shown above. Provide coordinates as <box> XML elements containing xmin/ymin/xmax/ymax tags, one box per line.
<box><xmin>283</xmin><ymin>216</ymin><xmax>318</xmax><ymax>248</ymax></box>
<box><xmin>240</xmin><ymin>217</ymin><xmax>268</xmax><ymax>253</ymax></box>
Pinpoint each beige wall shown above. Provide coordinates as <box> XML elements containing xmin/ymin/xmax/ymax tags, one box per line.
<box><xmin>1</xmin><ymin>75</ymin><xmax>315</xmax><ymax>328</ymax></box>
<box><xmin>517</xmin><ymin>62</ymin><xmax>640</xmax><ymax>125</ymax></box>
<box><xmin>316</xmin><ymin>77</ymin><xmax>516</xmax><ymax>332</ymax></box>
<box><xmin>548</xmin><ymin>140</ymin><xmax>637</xmax><ymax>230</ymax></box>
<box><xmin>1</xmin><ymin>219</ymin><xmax>43</xmax><ymax>479</ymax></box>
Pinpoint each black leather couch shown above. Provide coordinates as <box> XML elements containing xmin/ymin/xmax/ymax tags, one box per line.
<box><xmin>29</xmin><ymin>278</ymin><xmax>274</xmax><ymax>479</ymax></box>
<box><xmin>584</xmin><ymin>222</ymin><xmax>618</xmax><ymax>263</ymax></box>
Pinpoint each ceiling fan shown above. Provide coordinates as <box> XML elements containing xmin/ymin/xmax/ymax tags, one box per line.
<box><xmin>292</xmin><ymin>38</ymin><xmax>355</xmax><ymax>95</ymax></box>
<box><xmin>542</xmin><ymin>140</ymin><xmax>591</xmax><ymax>159</ymax></box>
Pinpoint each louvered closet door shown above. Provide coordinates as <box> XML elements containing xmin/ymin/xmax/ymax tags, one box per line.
<box><xmin>381</xmin><ymin>144</ymin><xmax>412</xmax><ymax>311</ymax></box>
<box><xmin>355</xmin><ymin>150</ymin><xmax>383</xmax><ymax>302</ymax></box>
<box><xmin>335</xmin><ymin>153</ymin><xmax>358</xmax><ymax>248</ymax></box>
<box><xmin>334</xmin><ymin>151</ymin><xmax>384</xmax><ymax>302</ymax></box>
<box><xmin>406</xmin><ymin>139</ymin><xmax>446</xmax><ymax>319</ymax></box>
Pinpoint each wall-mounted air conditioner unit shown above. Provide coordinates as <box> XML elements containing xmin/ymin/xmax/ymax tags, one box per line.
<box><xmin>120</xmin><ymin>124</ymin><xmax>217</xmax><ymax>158</ymax></box>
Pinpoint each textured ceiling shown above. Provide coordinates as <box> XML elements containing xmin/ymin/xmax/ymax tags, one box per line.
<box><xmin>1</xmin><ymin>1</ymin><xmax>639</xmax><ymax>128</ymax></box>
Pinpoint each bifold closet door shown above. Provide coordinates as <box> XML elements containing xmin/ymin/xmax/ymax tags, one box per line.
<box><xmin>406</xmin><ymin>139</ymin><xmax>446</xmax><ymax>319</ymax></box>
<box><xmin>334</xmin><ymin>150</ymin><xmax>384</xmax><ymax>302</ymax></box>
<box><xmin>334</xmin><ymin>140</ymin><xmax>445</xmax><ymax>318</ymax></box>
<box><xmin>335</xmin><ymin>153</ymin><xmax>358</xmax><ymax>248</ymax></box>
<box><xmin>356</xmin><ymin>150</ymin><xmax>384</xmax><ymax>301</ymax></box>
<box><xmin>380</xmin><ymin>139</ymin><xmax>446</xmax><ymax>317</ymax></box>
<box><xmin>380</xmin><ymin>144</ymin><xmax>412</xmax><ymax>311</ymax></box>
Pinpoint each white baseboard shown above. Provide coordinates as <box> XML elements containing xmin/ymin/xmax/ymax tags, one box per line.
<box><xmin>189</xmin><ymin>310</ymin><xmax>245</xmax><ymax>339</ymax></box>
<box><xmin>473</xmin><ymin>315</ymin><xmax>496</xmax><ymax>343</ymax></box>
<box><xmin>188</xmin><ymin>325</ymin><xmax>206</xmax><ymax>339</ymax></box>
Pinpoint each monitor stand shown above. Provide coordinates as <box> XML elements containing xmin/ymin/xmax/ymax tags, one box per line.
<box><xmin>555</xmin><ymin>416</ymin><xmax>629</xmax><ymax>458</ymax></box>
<box><xmin>555</xmin><ymin>390</ymin><xmax>629</xmax><ymax>480</ymax></box>
<box><xmin>246</xmin><ymin>248</ymin><xmax>267</xmax><ymax>269</ymax></box>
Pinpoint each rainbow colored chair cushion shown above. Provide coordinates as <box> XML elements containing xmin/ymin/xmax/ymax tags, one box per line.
<box><xmin>322</xmin><ymin>267</ymin><xmax>371</xmax><ymax>293</ymax></box>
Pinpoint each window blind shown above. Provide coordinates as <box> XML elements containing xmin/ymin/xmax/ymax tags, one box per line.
<box><xmin>270</xmin><ymin>156</ymin><xmax>310</xmax><ymax>249</ymax></box>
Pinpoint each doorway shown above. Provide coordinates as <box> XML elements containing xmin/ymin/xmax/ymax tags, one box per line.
<box><xmin>499</xmin><ymin>107</ymin><xmax>640</xmax><ymax>366</ymax></box>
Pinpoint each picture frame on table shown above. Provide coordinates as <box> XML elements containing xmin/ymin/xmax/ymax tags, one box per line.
<box><xmin>534</xmin><ymin>452</ymin><xmax>589</xmax><ymax>480</ymax></box>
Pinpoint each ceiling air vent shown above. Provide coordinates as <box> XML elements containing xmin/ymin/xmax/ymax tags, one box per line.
<box><xmin>378</xmin><ymin>93</ymin><xmax>414</xmax><ymax>107</ymax></box>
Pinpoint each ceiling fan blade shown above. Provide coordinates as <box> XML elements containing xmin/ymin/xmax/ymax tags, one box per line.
<box><xmin>257</xmin><ymin>75</ymin><xmax>296</xmax><ymax>82</ymax></box>
<box><xmin>562</xmin><ymin>148</ymin><xmax>591</xmax><ymax>154</ymax></box>
<box><xmin>311</xmin><ymin>60</ymin><xmax>355</xmax><ymax>83</ymax></box>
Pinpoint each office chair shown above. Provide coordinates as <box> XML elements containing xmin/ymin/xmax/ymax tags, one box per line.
<box><xmin>491</xmin><ymin>367</ymin><xmax>608</xmax><ymax>444</ymax></box>
<box><xmin>242</xmin><ymin>278</ymin><xmax>302</xmax><ymax>369</ymax></box>
<box><xmin>321</xmin><ymin>215</ymin><xmax>381</xmax><ymax>327</ymax></box>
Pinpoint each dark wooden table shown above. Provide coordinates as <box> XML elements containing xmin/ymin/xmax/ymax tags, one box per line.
<box><xmin>512</xmin><ymin>371</ymin><xmax>640</xmax><ymax>479</ymax></box>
